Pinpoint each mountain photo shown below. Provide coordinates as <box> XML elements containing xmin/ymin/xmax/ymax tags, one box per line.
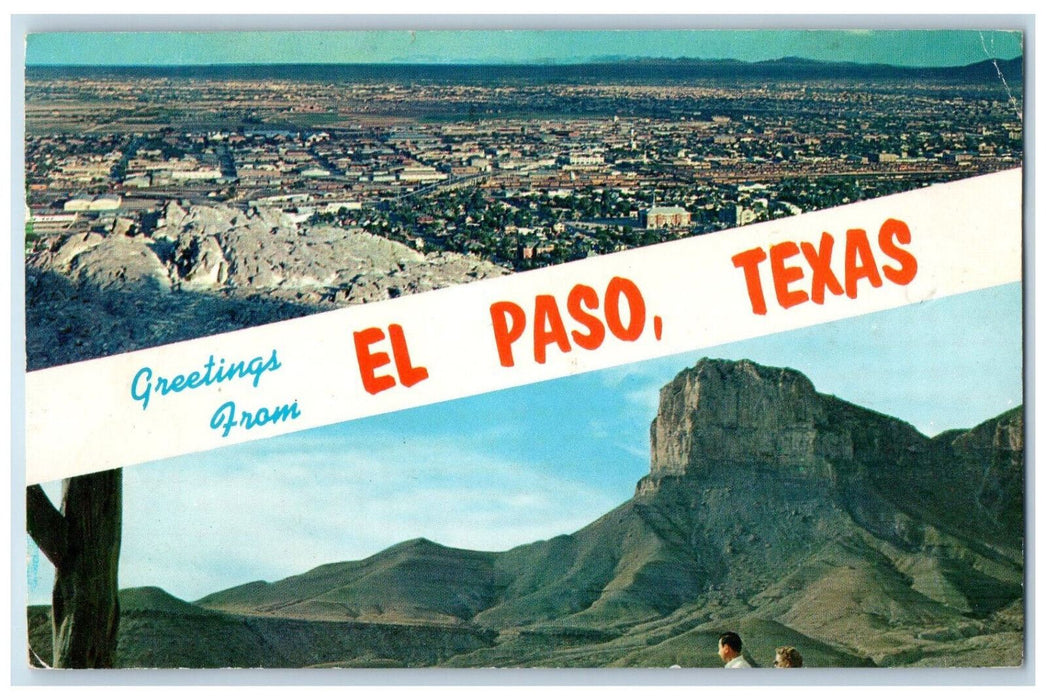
<box><xmin>28</xmin><ymin>352</ymin><xmax>1023</xmax><ymax>668</ymax></box>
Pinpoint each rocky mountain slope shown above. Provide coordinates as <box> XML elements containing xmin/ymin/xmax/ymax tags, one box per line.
<box><xmin>25</xmin><ymin>200</ymin><xmax>508</xmax><ymax>369</ymax></box>
<box><xmin>28</xmin><ymin>359</ymin><xmax>1024</xmax><ymax>668</ymax></box>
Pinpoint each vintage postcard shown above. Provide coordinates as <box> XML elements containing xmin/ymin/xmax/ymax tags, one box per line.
<box><xmin>19</xmin><ymin>25</ymin><xmax>1025</xmax><ymax>675</ymax></box>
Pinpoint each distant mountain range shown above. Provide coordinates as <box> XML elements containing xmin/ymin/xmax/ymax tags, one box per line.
<box><xmin>28</xmin><ymin>358</ymin><xmax>1024</xmax><ymax>668</ymax></box>
<box><xmin>26</xmin><ymin>56</ymin><xmax>1023</xmax><ymax>85</ymax></box>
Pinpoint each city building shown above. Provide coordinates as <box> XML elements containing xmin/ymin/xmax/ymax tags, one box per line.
<box><xmin>640</xmin><ymin>205</ymin><xmax>691</xmax><ymax>229</ymax></box>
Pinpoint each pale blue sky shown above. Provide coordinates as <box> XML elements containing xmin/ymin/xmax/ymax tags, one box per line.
<box><xmin>24</xmin><ymin>29</ymin><xmax>1023</xmax><ymax>67</ymax></box>
<box><xmin>27</xmin><ymin>282</ymin><xmax>1023</xmax><ymax>604</ymax></box>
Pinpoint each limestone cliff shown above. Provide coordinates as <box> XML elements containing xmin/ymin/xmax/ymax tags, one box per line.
<box><xmin>640</xmin><ymin>358</ymin><xmax>1022</xmax><ymax>555</ymax></box>
<box><xmin>648</xmin><ymin>359</ymin><xmax>850</xmax><ymax>480</ymax></box>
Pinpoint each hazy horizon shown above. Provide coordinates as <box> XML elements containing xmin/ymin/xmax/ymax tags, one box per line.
<box><xmin>24</xmin><ymin>29</ymin><xmax>1022</xmax><ymax>68</ymax></box>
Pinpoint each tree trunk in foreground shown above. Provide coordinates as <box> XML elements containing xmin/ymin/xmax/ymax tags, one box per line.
<box><xmin>27</xmin><ymin>469</ymin><xmax>122</xmax><ymax>668</ymax></box>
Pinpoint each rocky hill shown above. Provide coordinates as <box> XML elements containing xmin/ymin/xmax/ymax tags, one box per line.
<box><xmin>25</xmin><ymin>200</ymin><xmax>509</xmax><ymax>369</ymax></box>
<box><xmin>28</xmin><ymin>359</ymin><xmax>1024</xmax><ymax>668</ymax></box>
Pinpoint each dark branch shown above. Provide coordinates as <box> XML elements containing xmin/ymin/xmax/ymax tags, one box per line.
<box><xmin>26</xmin><ymin>485</ymin><xmax>66</xmax><ymax>566</ymax></box>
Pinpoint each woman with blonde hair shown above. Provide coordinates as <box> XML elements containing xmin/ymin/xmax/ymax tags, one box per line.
<box><xmin>774</xmin><ymin>646</ymin><xmax>803</xmax><ymax>668</ymax></box>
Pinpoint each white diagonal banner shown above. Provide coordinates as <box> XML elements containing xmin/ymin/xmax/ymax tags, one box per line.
<box><xmin>25</xmin><ymin>169</ymin><xmax>1023</xmax><ymax>484</ymax></box>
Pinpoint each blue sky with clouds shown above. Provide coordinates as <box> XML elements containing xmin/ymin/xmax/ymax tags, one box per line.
<box><xmin>27</xmin><ymin>282</ymin><xmax>1022</xmax><ymax>604</ymax></box>
<box><xmin>24</xmin><ymin>29</ymin><xmax>1023</xmax><ymax>67</ymax></box>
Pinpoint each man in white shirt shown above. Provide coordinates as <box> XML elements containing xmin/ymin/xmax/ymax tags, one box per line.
<box><xmin>718</xmin><ymin>631</ymin><xmax>752</xmax><ymax>668</ymax></box>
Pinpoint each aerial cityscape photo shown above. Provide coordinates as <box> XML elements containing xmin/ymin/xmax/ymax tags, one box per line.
<box><xmin>23</xmin><ymin>30</ymin><xmax>1024</xmax><ymax>369</ymax></box>
<box><xmin>21</xmin><ymin>29</ymin><xmax>1026</xmax><ymax>671</ymax></box>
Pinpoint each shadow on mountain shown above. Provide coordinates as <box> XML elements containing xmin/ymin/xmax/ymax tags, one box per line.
<box><xmin>25</xmin><ymin>266</ymin><xmax>332</xmax><ymax>371</ymax></box>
